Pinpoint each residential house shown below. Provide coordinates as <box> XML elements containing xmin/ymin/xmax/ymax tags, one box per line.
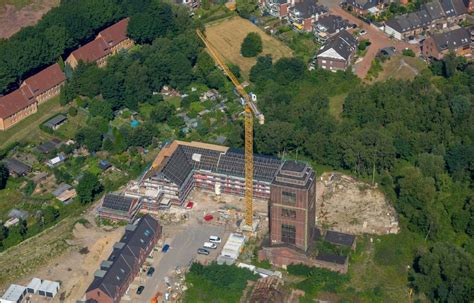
<box><xmin>52</xmin><ymin>184</ymin><xmax>77</xmax><ymax>204</ymax></box>
<box><xmin>98</xmin><ymin>194</ymin><xmax>141</xmax><ymax>221</ymax></box>
<box><xmin>175</xmin><ymin>0</ymin><xmax>200</xmax><ymax>10</ymax></box>
<box><xmin>464</xmin><ymin>0</ymin><xmax>474</xmax><ymax>12</ymax></box>
<box><xmin>313</xmin><ymin>15</ymin><xmax>352</xmax><ymax>42</ymax></box>
<box><xmin>262</xmin><ymin>0</ymin><xmax>291</xmax><ymax>18</ymax></box>
<box><xmin>422</xmin><ymin>27</ymin><xmax>472</xmax><ymax>59</ymax></box>
<box><xmin>20</xmin><ymin>63</ymin><xmax>66</xmax><ymax>105</ymax></box>
<box><xmin>288</xmin><ymin>0</ymin><xmax>328</xmax><ymax>31</ymax></box>
<box><xmin>85</xmin><ymin>215</ymin><xmax>161</xmax><ymax>303</ymax></box>
<box><xmin>384</xmin><ymin>0</ymin><xmax>468</xmax><ymax>40</ymax></box>
<box><xmin>66</xmin><ymin>19</ymin><xmax>133</xmax><ymax>69</ymax></box>
<box><xmin>316</xmin><ymin>30</ymin><xmax>358</xmax><ymax>72</ymax></box>
<box><xmin>0</xmin><ymin>86</ymin><xmax>37</xmax><ymax>131</ymax></box>
<box><xmin>345</xmin><ymin>0</ymin><xmax>380</xmax><ymax>15</ymax></box>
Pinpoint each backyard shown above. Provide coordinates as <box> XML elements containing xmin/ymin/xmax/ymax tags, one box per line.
<box><xmin>205</xmin><ymin>16</ymin><xmax>293</xmax><ymax>77</ymax></box>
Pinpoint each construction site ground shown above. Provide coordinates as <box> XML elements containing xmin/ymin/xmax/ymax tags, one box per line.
<box><xmin>205</xmin><ymin>16</ymin><xmax>293</xmax><ymax>77</ymax></box>
<box><xmin>316</xmin><ymin>172</ymin><xmax>399</xmax><ymax>235</ymax></box>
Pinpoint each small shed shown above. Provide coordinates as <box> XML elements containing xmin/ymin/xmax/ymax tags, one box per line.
<box><xmin>26</xmin><ymin>278</ymin><xmax>42</xmax><ymax>294</ymax></box>
<box><xmin>38</xmin><ymin>280</ymin><xmax>60</xmax><ymax>298</ymax></box>
<box><xmin>44</xmin><ymin>114</ymin><xmax>67</xmax><ymax>130</ymax></box>
<box><xmin>99</xmin><ymin>160</ymin><xmax>112</xmax><ymax>170</ymax></box>
<box><xmin>36</xmin><ymin>139</ymin><xmax>62</xmax><ymax>154</ymax></box>
<box><xmin>0</xmin><ymin>284</ymin><xmax>27</xmax><ymax>303</ymax></box>
<box><xmin>8</xmin><ymin>209</ymin><xmax>28</xmax><ymax>220</ymax></box>
<box><xmin>52</xmin><ymin>184</ymin><xmax>72</xmax><ymax>197</ymax></box>
<box><xmin>5</xmin><ymin>158</ymin><xmax>31</xmax><ymax>176</ymax></box>
<box><xmin>324</xmin><ymin>230</ymin><xmax>357</xmax><ymax>250</ymax></box>
<box><xmin>47</xmin><ymin>154</ymin><xmax>65</xmax><ymax>167</ymax></box>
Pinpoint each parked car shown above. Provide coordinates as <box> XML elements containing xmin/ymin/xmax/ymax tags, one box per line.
<box><xmin>197</xmin><ymin>248</ymin><xmax>210</xmax><ymax>255</ymax></box>
<box><xmin>209</xmin><ymin>236</ymin><xmax>221</xmax><ymax>243</ymax></box>
<box><xmin>147</xmin><ymin>267</ymin><xmax>155</xmax><ymax>277</ymax></box>
<box><xmin>137</xmin><ymin>286</ymin><xmax>145</xmax><ymax>295</ymax></box>
<box><xmin>203</xmin><ymin>242</ymin><xmax>217</xmax><ymax>249</ymax></box>
<box><xmin>162</xmin><ymin>244</ymin><xmax>170</xmax><ymax>253</ymax></box>
<box><xmin>359</xmin><ymin>29</ymin><xmax>367</xmax><ymax>36</ymax></box>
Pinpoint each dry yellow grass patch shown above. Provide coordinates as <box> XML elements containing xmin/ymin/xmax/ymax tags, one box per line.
<box><xmin>205</xmin><ymin>16</ymin><xmax>293</xmax><ymax>77</ymax></box>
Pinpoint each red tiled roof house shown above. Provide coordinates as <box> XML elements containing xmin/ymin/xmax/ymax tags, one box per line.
<box><xmin>0</xmin><ymin>87</ymin><xmax>37</xmax><ymax>131</ymax></box>
<box><xmin>65</xmin><ymin>18</ymin><xmax>133</xmax><ymax>69</ymax></box>
<box><xmin>21</xmin><ymin>63</ymin><xmax>66</xmax><ymax>105</ymax></box>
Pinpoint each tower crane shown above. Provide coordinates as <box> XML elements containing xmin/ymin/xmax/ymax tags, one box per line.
<box><xmin>195</xmin><ymin>29</ymin><xmax>264</xmax><ymax>227</ymax></box>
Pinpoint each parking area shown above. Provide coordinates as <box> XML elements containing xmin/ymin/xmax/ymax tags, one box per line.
<box><xmin>123</xmin><ymin>218</ymin><xmax>227</xmax><ymax>302</ymax></box>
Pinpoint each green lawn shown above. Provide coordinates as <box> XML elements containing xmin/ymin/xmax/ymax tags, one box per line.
<box><xmin>0</xmin><ymin>96</ymin><xmax>65</xmax><ymax>148</ymax></box>
<box><xmin>165</xmin><ymin>96</ymin><xmax>181</xmax><ymax>108</ymax></box>
<box><xmin>139</xmin><ymin>103</ymin><xmax>154</xmax><ymax>119</ymax></box>
<box><xmin>329</xmin><ymin>94</ymin><xmax>347</xmax><ymax>121</ymax></box>
<box><xmin>56</xmin><ymin>109</ymin><xmax>88</xmax><ymax>139</ymax></box>
<box><xmin>0</xmin><ymin>179</ymin><xmax>25</xmax><ymax>221</ymax></box>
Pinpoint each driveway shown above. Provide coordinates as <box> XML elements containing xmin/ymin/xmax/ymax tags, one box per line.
<box><xmin>329</xmin><ymin>7</ymin><xmax>419</xmax><ymax>79</ymax></box>
<box><xmin>126</xmin><ymin>220</ymin><xmax>226</xmax><ymax>302</ymax></box>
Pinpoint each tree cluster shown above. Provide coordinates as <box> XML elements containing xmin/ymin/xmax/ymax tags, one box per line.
<box><xmin>250</xmin><ymin>55</ymin><xmax>474</xmax><ymax>301</ymax></box>
<box><xmin>241</xmin><ymin>32</ymin><xmax>263</xmax><ymax>58</ymax></box>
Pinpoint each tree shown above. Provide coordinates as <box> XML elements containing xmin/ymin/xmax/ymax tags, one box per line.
<box><xmin>410</xmin><ymin>243</ymin><xmax>474</xmax><ymax>302</ymax></box>
<box><xmin>77</xmin><ymin>172</ymin><xmax>102</xmax><ymax>203</ymax></box>
<box><xmin>241</xmin><ymin>32</ymin><xmax>263</xmax><ymax>58</ymax></box>
<box><xmin>0</xmin><ymin>163</ymin><xmax>9</xmax><ymax>190</ymax></box>
<box><xmin>44</xmin><ymin>206</ymin><xmax>60</xmax><ymax>224</ymax></box>
<box><xmin>150</xmin><ymin>102</ymin><xmax>175</xmax><ymax>123</ymax></box>
<box><xmin>89</xmin><ymin>99</ymin><xmax>114</xmax><ymax>120</ymax></box>
<box><xmin>76</xmin><ymin>127</ymin><xmax>103</xmax><ymax>152</ymax></box>
<box><xmin>68</xmin><ymin>107</ymin><xmax>78</xmax><ymax>117</ymax></box>
<box><xmin>250</xmin><ymin>55</ymin><xmax>273</xmax><ymax>84</ymax></box>
<box><xmin>0</xmin><ymin>225</ymin><xmax>9</xmax><ymax>248</ymax></box>
<box><xmin>236</xmin><ymin>0</ymin><xmax>258</xmax><ymax>18</ymax></box>
<box><xmin>19</xmin><ymin>219</ymin><xmax>28</xmax><ymax>239</ymax></box>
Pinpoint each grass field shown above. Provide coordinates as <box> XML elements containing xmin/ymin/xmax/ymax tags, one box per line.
<box><xmin>0</xmin><ymin>96</ymin><xmax>65</xmax><ymax>149</ymax></box>
<box><xmin>329</xmin><ymin>93</ymin><xmax>347</xmax><ymax>121</ymax></box>
<box><xmin>375</xmin><ymin>54</ymin><xmax>427</xmax><ymax>82</ymax></box>
<box><xmin>0</xmin><ymin>0</ymin><xmax>31</xmax><ymax>9</ymax></box>
<box><xmin>205</xmin><ymin>16</ymin><xmax>293</xmax><ymax>77</ymax></box>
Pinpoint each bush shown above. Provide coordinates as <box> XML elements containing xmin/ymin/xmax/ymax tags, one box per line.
<box><xmin>68</xmin><ymin>107</ymin><xmax>78</xmax><ymax>117</ymax></box>
<box><xmin>241</xmin><ymin>32</ymin><xmax>263</xmax><ymax>58</ymax></box>
<box><xmin>402</xmin><ymin>48</ymin><xmax>415</xmax><ymax>57</ymax></box>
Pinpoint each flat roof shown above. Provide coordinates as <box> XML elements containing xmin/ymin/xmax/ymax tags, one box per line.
<box><xmin>27</xmin><ymin>278</ymin><xmax>42</xmax><ymax>291</ymax></box>
<box><xmin>324</xmin><ymin>230</ymin><xmax>356</xmax><ymax>247</ymax></box>
<box><xmin>1</xmin><ymin>284</ymin><xmax>26</xmax><ymax>301</ymax></box>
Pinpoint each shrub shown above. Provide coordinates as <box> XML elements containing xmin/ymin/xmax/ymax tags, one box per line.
<box><xmin>68</xmin><ymin>107</ymin><xmax>78</xmax><ymax>117</ymax></box>
<box><xmin>402</xmin><ymin>48</ymin><xmax>415</xmax><ymax>57</ymax></box>
<box><xmin>241</xmin><ymin>32</ymin><xmax>263</xmax><ymax>57</ymax></box>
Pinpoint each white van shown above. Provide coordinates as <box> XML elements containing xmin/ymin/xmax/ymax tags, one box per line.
<box><xmin>203</xmin><ymin>242</ymin><xmax>217</xmax><ymax>249</ymax></box>
<box><xmin>209</xmin><ymin>236</ymin><xmax>221</xmax><ymax>243</ymax></box>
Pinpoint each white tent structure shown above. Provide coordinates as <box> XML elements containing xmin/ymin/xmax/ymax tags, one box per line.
<box><xmin>220</xmin><ymin>233</ymin><xmax>246</xmax><ymax>260</ymax></box>
<box><xmin>38</xmin><ymin>280</ymin><xmax>60</xmax><ymax>298</ymax></box>
<box><xmin>0</xmin><ymin>284</ymin><xmax>26</xmax><ymax>303</ymax></box>
<box><xmin>26</xmin><ymin>278</ymin><xmax>42</xmax><ymax>294</ymax></box>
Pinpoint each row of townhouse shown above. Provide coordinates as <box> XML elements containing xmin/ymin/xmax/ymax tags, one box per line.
<box><xmin>384</xmin><ymin>0</ymin><xmax>469</xmax><ymax>40</ymax></box>
<box><xmin>0</xmin><ymin>19</ymin><xmax>133</xmax><ymax>131</ymax></box>
<box><xmin>422</xmin><ymin>26</ymin><xmax>473</xmax><ymax>59</ymax></box>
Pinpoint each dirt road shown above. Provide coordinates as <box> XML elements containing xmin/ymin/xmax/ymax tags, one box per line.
<box><xmin>329</xmin><ymin>7</ymin><xmax>419</xmax><ymax>79</ymax></box>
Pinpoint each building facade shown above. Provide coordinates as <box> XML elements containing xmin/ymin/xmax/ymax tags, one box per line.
<box><xmin>66</xmin><ymin>18</ymin><xmax>133</xmax><ymax>69</ymax></box>
<box><xmin>268</xmin><ymin>161</ymin><xmax>316</xmax><ymax>252</ymax></box>
<box><xmin>21</xmin><ymin>63</ymin><xmax>66</xmax><ymax>105</ymax></box>
<box><xmin>316</xmin><ymin>30</ymin><xmax>357</xmax><ymax>72</ymax></box>
<box><xmin>0</xmin><ymin>87</ymin><xmax>37</xmax><ymax>131</ymax></box>
<box><xmin>422</xmin><ymin>27</ymin><xmax>472</xmax><ymax>59</ymax></box>
<box><xmin>85</xmin><ymin>215</ymin><xmax>161</xmax><ymax>303</ymax></box>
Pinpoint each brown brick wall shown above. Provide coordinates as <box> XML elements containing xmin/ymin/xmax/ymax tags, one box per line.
<box><xmin>0</xmin><ymin>102</ymin><xmax>38</xmax><ymax>131</ymax></box>
<box><xmin>317</xmin><ymin>57</ymin><xmax>348</xmax><ymax>71</ymax></box>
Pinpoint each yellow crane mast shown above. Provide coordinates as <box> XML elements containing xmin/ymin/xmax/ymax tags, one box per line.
<box><xmin>196</xmin><ymin>29</ymin><xmax>262</xmax><ymax>227</ymax></box>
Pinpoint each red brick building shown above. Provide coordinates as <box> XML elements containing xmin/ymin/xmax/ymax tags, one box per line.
<box><xmin>268</xmin><ymin>161</ymin><xmax>316</xmax><ymax>252</ymax></box>
<box><xmin>66</xmin><ymin>18</ymin><xmax>133</xmax><ymax>69</ymax></box>
<box><xmin>21</xmin><ymin>63</ymin><xmax>66</xmax><ymax>104</ymax></box>
<box><xmin>422</xmin><ymin>27</ymin><xmax>472</xmax><ymax>60</ymax></box>
<box><xmin>85</xmin><ymin>215</ymin><xmax>161</xmax><ymax>303</ymax></box>
<box><xmin>0</xmin><ymin>86</ymin><xmax>37</xmax><ymax>131</ymax></box>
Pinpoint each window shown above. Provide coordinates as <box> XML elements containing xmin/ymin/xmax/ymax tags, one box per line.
<box><xmin>282</xmin><ymin>191</ymin><xmax>296</xmax><ymax>204</ymax></box>
<box><xmin>322</xmin><ymin>60</ymin><xmax>327</xmax><ymax>63</ymax></box>
<box><xmin>281</xmin><ymin>224</ymin><xmax>296</xmax><ymax>244</ymax></box>
<box><xmin>281</xmin><ymin>208</ymin><xmax>296</xmax><ymax>219</ymax></box>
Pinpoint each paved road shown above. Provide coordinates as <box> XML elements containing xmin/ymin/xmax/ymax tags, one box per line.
<box><xmin>329</xmin><ymin>7</ymin><xmax>419</xmax><ymax>79</ymax></box>
<box><xmin>131</xmin><ymin>221</ymin><xmax>226</xmax><ymax>302</ymax></box>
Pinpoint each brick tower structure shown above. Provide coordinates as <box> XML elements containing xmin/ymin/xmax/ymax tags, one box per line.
<box><xmin>268</xmin><ymin>160</ymin><xmax>316</xmax><ymax>252</ymax></box>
